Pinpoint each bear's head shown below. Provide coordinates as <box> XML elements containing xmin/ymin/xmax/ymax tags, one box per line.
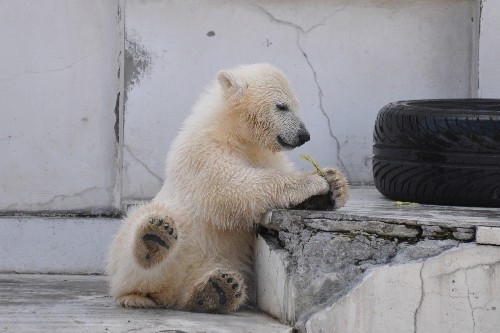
<box><xmin>218</xmin><ymin>64</ymin><xmax>310</xmax><ymax>153</ymax></box>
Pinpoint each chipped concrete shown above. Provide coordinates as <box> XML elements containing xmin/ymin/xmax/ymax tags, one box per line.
<box><xmin>476</xmin><ymin>226</ymin><xmax>500</xmax><ymax>245</ymax></box>
<box><xmin>303</xmin><ymin>245</ymin><xmax>500</xmax><ymax>333</ymax></box>
<box><xmin>259</xmin><ymin>228</ymin><xmax>460</xmax><ymax>328</ymax></box>
<box><xmin>256</xmin><ymin>188</ymin><xmax>500</xmax><ymax>332</ymax></box>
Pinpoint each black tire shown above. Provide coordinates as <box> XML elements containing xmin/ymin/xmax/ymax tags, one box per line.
<box><xmin>373</xmin><ymin>99</ymin><xmax>500</xmax><ymax>207</ymax></box>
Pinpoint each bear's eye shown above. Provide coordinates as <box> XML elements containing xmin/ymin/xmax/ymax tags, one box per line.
<box><xmin>276</xmin><ymin>103</ymin><xmax>289</xmax><ymax>112</ymax></box>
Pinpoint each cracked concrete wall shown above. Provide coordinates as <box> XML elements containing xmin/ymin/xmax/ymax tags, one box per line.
<box><xmin>257</xmin><ymin>223</ymin><xmax>500</xmax><ymax>332</ymax></box>
<box><xmin>258</xmin><ymin>219</ymin><xmax>465</xmax><ymax>328</ymax></box>
<box><xmin>0</xmin><ymin>1</ymin><xmax>124</xmax><ymax>213</ymax></box>
<box><xmin>255</xmin><ymin>189</ymin><xmax>500</xmax><ymax>332</ymax></box>
<box><xmin>304</xmin><ymin>244</ymin><xmax>500</xmax><ymax>333</ymax></box>
<box><xmin>0</xmin><ymin>0</ymin><xmax>487</xmax><ymax>209</ymax></box>
<box><xmin>122</xmin><ymin>0</ymin><xmax>477</xmax><ymax>201</ymax></box>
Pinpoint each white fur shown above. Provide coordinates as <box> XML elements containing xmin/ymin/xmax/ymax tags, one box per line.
<box><xmin>107</xmin><ymin>64</ymin><xmax>344</xmax><ymax>311</ymax></box>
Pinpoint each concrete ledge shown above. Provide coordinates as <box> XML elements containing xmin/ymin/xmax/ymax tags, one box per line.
<box><xmin>0</xmin><ymin>217</ymin><xmax>122</xmax><ymax>274</ymax></box>
<box><xmin>256</xmin><ymin>187</ymin><xmax>500</xmax><ymax>332</ymax></box>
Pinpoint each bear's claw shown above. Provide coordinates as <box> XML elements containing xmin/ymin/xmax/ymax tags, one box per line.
<box><xmin>188</xmin><ymin>270</ymin><xmax>246</xmax><ymax>313</ymax></box>
<box><xmin>133</xmin><ymin>215</ymin><xmax>177</xmax><ymax>269</ymax></box>
<box><xmin>291</xmin><ymin>167</ymin><xmax>350</xmax><ymax>210</ymax></box>
<box><xmin>323</xmin><ymin>168</ymin><xmax>350</xmax><ymax>209</ymax></box>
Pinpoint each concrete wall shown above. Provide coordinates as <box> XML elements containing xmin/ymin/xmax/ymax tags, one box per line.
<box><xmin>1</xmin><ymin>0</ymin><xmax>497</xmax><ymax>210</ymax></box>
<box><xmin>0</xmin><ymin>0</ymin><xmax>124</xmax><ymax>213</ymax></box>
<box><xmin>122</xmin><ymin>0</ymin><xmax>478</xmax><ymax>201</ymax></box>
<box><xmin>305</xmin><ymin>245</ymin><xmax>500</xmax><ymax>333</ymax></box>
<box><xmin>478</xmin><ymin>0</ymin><xmax>500</xmax><ymax>97</ymax></box>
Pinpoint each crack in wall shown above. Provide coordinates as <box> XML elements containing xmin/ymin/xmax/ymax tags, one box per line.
<box><xmin>1</xmin><ymin>45</ymin><xmax>103</xmax><ymax>82</ymax></box>
<box><xmin>112</xmin><ymin>0</ymin><xmax>125</xmax><ymax>211</ymax></box>
<box><xmin>296</xmin><ymin>34</ymin><xmax>348</xmax><ymax>175</ymax></box>
<box><xmin>429</xmin><ymin>260</ymin><xmax>500</xmax><ymax>279</ymax></box>
<box><xmin>252</xmin><ymin>4</ymin><xmax>337</xmax><ymax>34</ymax></box>
<box><xmin>3</xmin><ymin>186</ymin><xmax>103</xmax><ymax>211</ymax></box>
<box><xmin>477</xmin><ymin>0</ymin><xmax>483</xmax><ymax>97</ymax></box>
<box><xmin>413</xmin><ymin>262</ymin><xmax>425</xmax><ymax>333</ymax></box>
<box><xmin>252</xmin><ymin>4</ymin><xmax>349</xmax><ymax>175</ymax></box>
<box><xmin>124</xmin><ymin>145</ymin><xmax>163</xmax><ymax>183</ymax></box>
<box><xmin>465</xmin><ymin>269</ymin><xmax>476</xmax><ymax>333</ymax></box>
<box><xmin>113</xmin><ymin>92</ymin><xmax>121</xmax><ymax>143</ymax></box>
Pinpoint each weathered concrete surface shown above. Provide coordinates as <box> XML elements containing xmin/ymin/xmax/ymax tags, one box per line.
<box><xmin>255</xmin><ymin>235</ymin><xmax>296</xmax><ymax>324</ymax></box>
<box><xmin>0</xmin><ymin>0</ymin><xmax>124</xmax><ymax>212</ymax></box>
<box><xmin>304</xmin><ymin>245</ymin><xmax>500</xmax><ymax>333</ymax></box>
<box><xmin>0</xmin><ymin>274</ymin><xmax>292</xmax><ymax>333</ymax></box>
<box><xmin>257</xmin><ymin>231</ymin><xmax>459</xmax><ymax>329</ymax></box>
<box><xmin>305</xmin><ymin>261</ymin><xmax>423</xmax><ymax>333</ymax></box>
<box><xmin>256</xmin><ymin>188</ymin><xmax>500</xmax><ymax>331</ymax></box>
<box><xmin>263</xmin><ymin>188</ymin><xmax>500</xmax><ymax>230</ymax></box>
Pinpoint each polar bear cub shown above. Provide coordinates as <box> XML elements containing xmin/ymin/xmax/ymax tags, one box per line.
<box><xmin>107</xmin><ymin>63</ymin><xmax>349</xmax><ymax>312</ymax></box>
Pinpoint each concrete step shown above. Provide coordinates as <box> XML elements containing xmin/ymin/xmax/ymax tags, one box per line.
<box><xmin>255</xmin><ymin>187</ymin><xmax>500</xmax><ymax>332</ymax></box>
<box><xmin>0</xmin><ymin>274</ymin><xmax>292</xmax><ymax>333</ymax></box>
<box><xmin>1</xmin><ymin>187</ymin><xmax>498</xmax><ymax>274</ymax></box>
<box><xmin>2</xmin><ymin>187</ymin><xmax>500</xmax><ymax>332</ymax></box>
<box><xmin>0</xmin><ymin>216</ymin><xmax>121</xmax><ymax>274</ymax></box>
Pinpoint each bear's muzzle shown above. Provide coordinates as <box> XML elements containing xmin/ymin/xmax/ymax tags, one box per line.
<box><xmin>277</xmin><ymin>124</ymin><xmax>310</xmax><ymax>149</ymax></box>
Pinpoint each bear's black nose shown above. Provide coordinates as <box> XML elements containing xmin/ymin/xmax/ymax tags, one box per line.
<box><xmin>298</xmin><ymin>130</ymin><xmax>310</xmax><ymax>145</ymax></box>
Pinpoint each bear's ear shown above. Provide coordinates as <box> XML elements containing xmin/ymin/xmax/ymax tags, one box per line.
<box><xmin>217</xmin><ymin>70</ymin><xmax>247</xmax><ymax>96</ymax></box>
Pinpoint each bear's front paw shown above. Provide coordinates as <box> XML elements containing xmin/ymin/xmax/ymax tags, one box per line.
<box><xmin>290</xmin><ymin>173</ymin><xmax>331</xmax><ymax>210</ymax></box>
<box><xmin>324</xmin><ymin>167</ymin><xmax>350</xmax><ymax>209</ymax></box>
<box><xmin>305</xmin><ymin>173</ymin><xmax>330</xmax><ymax>196</ymax></box>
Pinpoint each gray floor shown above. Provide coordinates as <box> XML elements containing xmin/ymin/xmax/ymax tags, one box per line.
<box><xmin>0</xmin><ymin>274</ymin><xmax>291</xmax><ymax>333</ymax></box>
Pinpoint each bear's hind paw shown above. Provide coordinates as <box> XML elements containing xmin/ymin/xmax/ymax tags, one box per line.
<box><xmin>133</xmin><ymin>213</ymin><xmax>178</xmax><ymax>269</ymax></box>
<box><xmin>188</xmin><ymin>270</ymin><xmax>246</xmax><ymax>313</ymax></box>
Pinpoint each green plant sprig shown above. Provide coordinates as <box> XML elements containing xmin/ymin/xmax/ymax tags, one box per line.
<box><xmin>299</xmin><ymin>154</ymin><xmax>325</xmax><ymax>177</ymax></box>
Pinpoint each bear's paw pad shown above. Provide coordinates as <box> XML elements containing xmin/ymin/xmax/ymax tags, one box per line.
<box><xmin>190</xmin><ymin>271</ymin><xmax>246</xmax><ymax>313</ymax></box>
<box><xmin>133</xmin><ymin>216</ymin><xmax>177</xmax><ymax>269</ymax></box>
